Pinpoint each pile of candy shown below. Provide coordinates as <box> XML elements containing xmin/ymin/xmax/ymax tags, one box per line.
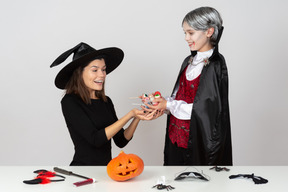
<box><xmin>140</xmin><ymin>91</ymin><xmax>161</xmax><ymax>108</ymax></box>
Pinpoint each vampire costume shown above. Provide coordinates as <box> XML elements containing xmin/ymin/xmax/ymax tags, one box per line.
<box><xmin>164</xmin><ymin>27</ymin><xmax>233</xmax><ymax>166</ymax></box>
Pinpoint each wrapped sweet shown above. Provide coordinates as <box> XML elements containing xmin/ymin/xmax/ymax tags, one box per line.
<box><xmin>154</xmin><ymin>91</ymin><xmax>161</xmax><ymax>98</ymax></box>
<box><xmin>140</xmin><ymin>91</ymin><xmax>161</xmax><ymax>108</ymax></box>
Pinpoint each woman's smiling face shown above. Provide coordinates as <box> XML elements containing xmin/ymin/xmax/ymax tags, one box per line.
<box><xmin>82</xmin><ymin>58</ymin><xmax>106</xmax><ymax>98</ymax></box>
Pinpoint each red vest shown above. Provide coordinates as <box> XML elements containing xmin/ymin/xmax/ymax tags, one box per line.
<box><xmin>168</xmin><ymin>66</ymin><xmax>201</xmax><ymax>148</ymax></box>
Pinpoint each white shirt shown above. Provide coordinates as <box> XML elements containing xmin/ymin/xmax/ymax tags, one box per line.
<box><xmin>166</xmin><ymin>48</ymin><xmax>214</xmax><ymax>120</ymax></box>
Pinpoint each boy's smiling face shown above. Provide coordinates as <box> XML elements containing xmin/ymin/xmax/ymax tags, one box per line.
<box><xmin>183</xmin><ymin>21</ymin><xmax>214</xmax><ymax>52</ymax></box>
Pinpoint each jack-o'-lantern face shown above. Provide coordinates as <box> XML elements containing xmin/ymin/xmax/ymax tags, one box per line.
<box><xmin>107</xmin><ymin>151</ymin><xmax>144</xmax><ymax>181</ymax></box>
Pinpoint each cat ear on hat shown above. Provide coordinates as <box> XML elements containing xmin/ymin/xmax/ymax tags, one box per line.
<box><xmin>50</xmin><ymin>42</ymin><xmax>83</xmax><ymax>68</ymax></box>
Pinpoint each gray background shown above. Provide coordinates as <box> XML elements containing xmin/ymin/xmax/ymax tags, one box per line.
<box><xmin>0</xmin><ymin>0</ymin><xmax>287</xmax><ymax>165</ymax></box>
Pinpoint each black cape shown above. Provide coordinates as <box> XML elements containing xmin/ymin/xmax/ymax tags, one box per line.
<box><xmin>164</xmin><ymin>27</ymin><xmax>233</xmax><ymax>165</ymax></box>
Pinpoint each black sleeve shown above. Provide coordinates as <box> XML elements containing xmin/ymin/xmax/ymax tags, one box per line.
<box><xmin>61</xmin><ymin>95</ymin><xmax>108</xmax><ymax>148</ymax></box>
<box><xmin>106</xmin><ymin>97</ymin><xmax>130</xmax><ymax>148</ymax></box>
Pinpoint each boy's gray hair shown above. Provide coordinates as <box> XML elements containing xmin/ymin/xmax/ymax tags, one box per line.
<box><xmin>182</xmin><ymin>7</ymin><xmax>223</xmax><ymax>45</ymax></box>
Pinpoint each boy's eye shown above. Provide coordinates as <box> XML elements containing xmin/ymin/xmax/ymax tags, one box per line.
<box><xmin>184</xmin><ymin>32</ymin><xmax>193</xmax><ymax>36</ymax></box>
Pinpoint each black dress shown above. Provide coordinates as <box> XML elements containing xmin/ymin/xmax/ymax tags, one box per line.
<box><xmin>61</xmin><ymin>93</ymin><xmax>129</xmax><ymax>165</ymax></box>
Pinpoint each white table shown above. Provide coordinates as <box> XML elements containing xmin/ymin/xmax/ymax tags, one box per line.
<box><xmin>0</xmin><ymin>166</ymin><xmax>286</xmax><ymax>192</ymax></box>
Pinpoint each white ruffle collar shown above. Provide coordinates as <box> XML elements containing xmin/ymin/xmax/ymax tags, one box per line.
<box><xmin>191</xmin><ymin>48</ymin><xmax>214</xmax><ymax>66</ymax></box>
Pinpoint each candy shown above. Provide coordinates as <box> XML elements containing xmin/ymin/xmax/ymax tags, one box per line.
<box><xmin>140</xmin><ymin>91</ymin><xmax>162</xmax><ymax>108</ymax></box>
<box><xmin>154</xmin><ymin>91</ymin><xmax>161</xmax><ymax>98</ymax></box>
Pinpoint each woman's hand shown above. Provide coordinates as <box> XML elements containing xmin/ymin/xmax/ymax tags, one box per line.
<box><xmin>141</xmin><ymin>97</ymin><xmax>167</xmax><ymax>112</ymax></box>
<box><xmin>151</xmin><ymin>109</ymin><xmax>165</xmax><ymax>120</ymax></box>
<box><xmin>132</xmin><ymin>108</ymin><xmax>162</xmax><ymax>120</ymax></box>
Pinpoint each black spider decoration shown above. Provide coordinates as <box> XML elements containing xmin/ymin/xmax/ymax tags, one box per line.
<box><xmin>152</xmin><ymin>184</ymin><xmax>175</xmax><ymax>191</ymax></box>
<box><xmin>210</xmin><ymin>166</ymin><xmax>230</xmax><ymax>172</ymax></box>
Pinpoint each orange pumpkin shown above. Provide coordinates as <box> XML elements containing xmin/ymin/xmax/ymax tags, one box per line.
<box><xmin>107</xmin><ymin>151</ymin><xmax>144</xmax><ymax>181</ymax></box>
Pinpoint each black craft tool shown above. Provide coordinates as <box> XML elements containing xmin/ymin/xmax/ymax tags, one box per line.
<box><xmin>53</xmin><ymin>167</ymin><xmax>90</xmax><ymax>180</ymax></box>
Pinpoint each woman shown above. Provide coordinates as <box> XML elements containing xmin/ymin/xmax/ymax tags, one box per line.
<box><xmin>145</xmin><ymin>7</ymin><xmax>232</xmax><ymax>165</ymax></box>
<box><xmin>51</xmin><ymin>42</ymin><xmax>156</xmax><ymax>165</ymax></box>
